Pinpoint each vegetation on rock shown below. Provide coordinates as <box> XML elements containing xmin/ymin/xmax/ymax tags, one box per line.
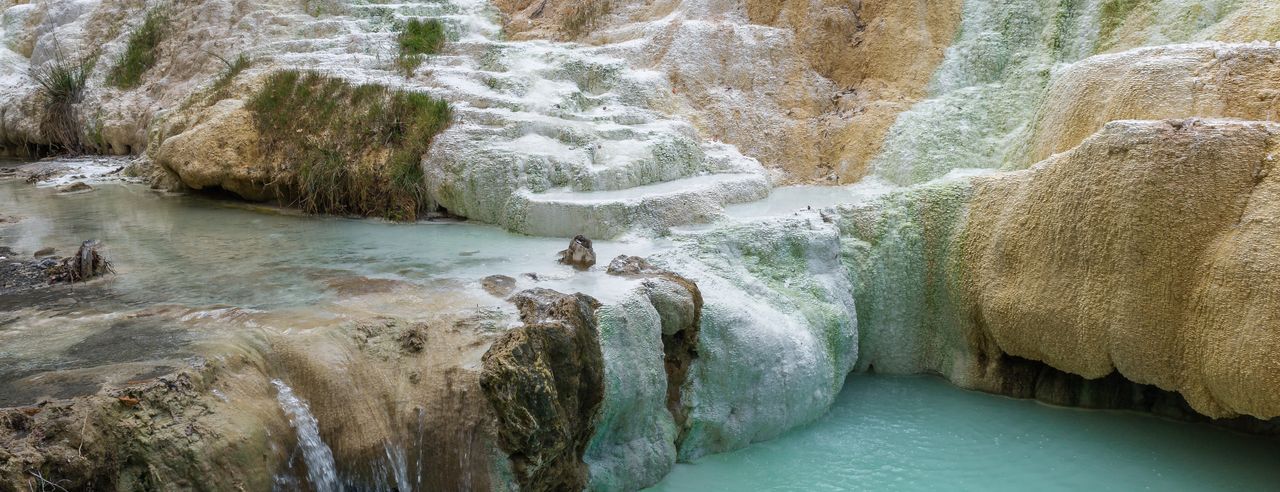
<box><xmin>30</xmin><ymin>45</ymin><xmax>93</xmax><ymax>154</ymax></box>
<box><xmin>246</xmin><ymin>70</ymin><xmax>451</xmax><ymax>220</ymax></box>
<box><xmin>396</xmin><ymin>18</ymin><xmax>446</xmax><ymax>75</ymax></box>
<box><xmin>208</xmin><ymin>53</ymin><xmax>252</xmax><ymax>101</ymax></box>
<box><xmin>107</xmin><ymin>9</ymin><xmax>167</xmax><ymax>89</ymax></box>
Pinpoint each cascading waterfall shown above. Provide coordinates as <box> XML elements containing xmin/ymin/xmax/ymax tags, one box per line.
<box><xmin>272</xmin><ymin>379</ymin><xmax>340</xmax><ymax>492</ymax></box>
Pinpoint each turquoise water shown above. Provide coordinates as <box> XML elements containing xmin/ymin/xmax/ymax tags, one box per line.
<box><xmin>652</xmin><ymin>376</ymin><xmax>1280</xmax><ymax>491</ymax></box>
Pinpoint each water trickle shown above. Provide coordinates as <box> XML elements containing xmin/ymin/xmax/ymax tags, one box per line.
<box><xmin>272</xmin><ymin>379</ymin><xmax>340</xmax><ymax>492</ymax></box>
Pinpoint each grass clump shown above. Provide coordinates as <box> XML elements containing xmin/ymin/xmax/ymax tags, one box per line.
<box><xmin>246</xmin><ymin>70</ymin><xmax>452</xmax><ymax>220</ymax></box>
<box><xmin>396</xmin><ymin>18</ymin><xmax>446</xmax><ymax>76</ymax></box>
<box><xmin>30</xmin><ymin>45</ymin><xmax>94</xmax><ymax>154</ymax></box>
<box><xmin>107</xmin><ymin>8</ymin><xmax>167</xmax><ymax>88</ymax></box>
<box><xmin>562</xmin><ymin>0</ymin><xmax>612</xmax><ymax>37</ymax></box>
<box><xmin>207</xmin><ymin>52</ymin><xmax>252</xmax><ymax>100</ymax></box>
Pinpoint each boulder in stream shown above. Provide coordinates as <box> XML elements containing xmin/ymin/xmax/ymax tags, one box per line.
<box><xmin>56</xmin><ymin>181</ymin><xmax>94</xmax><ymax>193</ymax></box>
<box><xmin>556</xmin><ymin>235</ymin><xmax>596</xmax><ymax>270</ymax></box>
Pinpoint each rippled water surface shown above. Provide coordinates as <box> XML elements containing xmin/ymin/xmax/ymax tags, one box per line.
<box><xmin>652</xmin><ymin>376</ymin><xmax>1280</xmax><ymax>491</ymax></box>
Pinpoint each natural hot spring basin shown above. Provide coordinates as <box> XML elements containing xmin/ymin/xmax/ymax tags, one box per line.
<box><xmin>650</xmin><ymin>375</ymin><xmax>1280</xmax><ymax>491</ymax></box>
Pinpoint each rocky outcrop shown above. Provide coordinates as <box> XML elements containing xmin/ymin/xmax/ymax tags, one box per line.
<box><xmin>846</xmin><ymin>119</ymin><xmax>1280</xmax><ymax>422</ymax></box>
<box><xmin>0</xmin><ymin>362</ymin><xmax>285</xmax><ymax>491</ymax></box>
<box><xmin>871</xmin><ymin>0</ymin><xmax>1280</xmax><ymax>186</ymax></box>
<box><xmin>481</xmin><ymin>288</ymin><xmax>605</xmax><ymax>491</ymax></box>
<box><xmin>1024</xmin><ymin>43</ymin><xmax>1280</xmax><ymax>166</ymax></box>
<box><xmin>961</xmin><ymin>119</ymin><xmax>1280</xmax><ymax>419</ymax></box>
<box><xmin>605</xmin><ymin>255</ymin><xmax>700</xmax><ymax>431</ymax></box>
<box><xmin>152</xmin><ymin>100</ymin><xmax>275</xmax><ymax>201</ymax></box>
<box><xmin>496</xmin><ymin>0</ymin><xmax>964</xmax><ymax>183</ymax></box>
<box><xmin>557</xmin><ymin>235</ymin><xmax>597</xmax><ymax>270</ymax></box>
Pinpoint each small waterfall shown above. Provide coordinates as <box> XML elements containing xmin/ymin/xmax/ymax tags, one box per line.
<box><xmin>273</xmin><ymin>379</ymin><xmax>340</xmax><ymax>492</ymax></box>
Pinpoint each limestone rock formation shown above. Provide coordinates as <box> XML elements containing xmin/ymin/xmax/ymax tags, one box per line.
<box><xmin>153</xmin><ymin>100</ymin><xmax>274</xmax><ymax>201</ymax></box>
<box><xmin>557</xmin><ymin>235</ymin><xmax>598</xmax><ymax>270</ymax></box>
<box><xmin>480</xmin><ymin>288</ymin><xmax>605</xmax><ymax>491</ymax></box>
<box><xmin>495</xmin><ymin>0</ymin><xmax>964</xmax><ymax>183</ymax></box>
<box><xmin>846</xmin><ymin>119</ymin><xmax>1280</xmax><ymax>421</ymax></box>
<box><xmin>1025</xmin><ymin>43</ymin><xmax>1280</xmax><ymax>166</ymax></box>
<box><xmin>961</xmin><ymin>119</ymin><xmax>1280</xmax><ymax>419</ymax></box>
<box><xmin>0</xmin><ymin>363</ymin><xmax>283</xmax><ymax>491</ymax></box>
<box><xmin>606</xmin><ymin>256</ymin><xmax>700</xmax><ymax>430</ymax></box>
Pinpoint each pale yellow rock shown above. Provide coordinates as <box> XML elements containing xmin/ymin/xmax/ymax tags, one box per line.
<box><xmin>1025</xmin><ymin>43</ymin><xmax>1280</xmax><ymax>165</ymax></box>
<box><xmin>153</xmin><ymin>99</ymin><xmax>274</xmax><ymax>201</ymax></box>
<box><xmin>961</xmin><ymin>119</ymin><xmax>1280</xmax><ymax>419</ymax></box>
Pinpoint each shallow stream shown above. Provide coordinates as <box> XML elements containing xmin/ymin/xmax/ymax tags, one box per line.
<box><xmin>4</xmin><ymin>167</ymin><xmax>1279</xmax><ymax>490</ymax></box>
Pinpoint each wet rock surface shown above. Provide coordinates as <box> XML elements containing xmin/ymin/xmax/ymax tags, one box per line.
<box><xmin>480</xmin><ymin>288</ymin><xmax>605</xmax><ymax>491</ymax></box>
<box><xmin>0</xmin><ymin>361</ymin><xmax>280</xmax><ymax>491</ymax></box>
<box><xmin>56</xmin><ymin>181</ymin><xmax>93</xmax><ymax>193</ymax></box>
<box><xmin>481</xmin><ymin>274</ymin><xmax>517</xmax><ymax>297</ymax></box>
<box><xmin>556</xmin><ymin>235</ymin><xmax>597</xmax><ymax>270</ymax></box>
<box><xmin>606</xmin><ymin>256</ymin><xmax>702</xmax><ymax>432</ymax></box>
<box><xmin>0</xmin><ymin>241</ymin><xmax>111</xmax><ymax>295</ymax></box>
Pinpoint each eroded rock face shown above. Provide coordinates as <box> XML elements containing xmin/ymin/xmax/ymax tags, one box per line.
<box><xmin>605</xmin><ymin>255</ymin><xmax>700</xmax><ymax>430</ymax></box>
<box><xmin>153</xmin><ymin>100</ymin><xmax>275</xmax><ymax>201</ymax></box>
<box><xmin>847</xmin><ymin>119</ymin><xmax>1280</xmax><ymax>422</ymax></box>
<box><xmin>961</xmin><ymin>119</ymin><xmax>1280</xmax><ymax>419</ymax></box>
<box><xmin>481</xmin><ymin>288</ymin><xmax>604</xmax><ymax>491</ymax></box>
<box><xmin>0</xmin><ymin>362</ymin><xmax>285</xmax><ymax>491</ymax></box>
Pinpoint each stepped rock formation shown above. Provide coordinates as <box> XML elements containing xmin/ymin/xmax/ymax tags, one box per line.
<box><xmin>498</xmin><ymin>0</ymin><xmax>964</xmax><ymax>183</ymax></box>
<box><xmin>4</xmin><ymin>0</ymin><xmax>1280</xmax><ymax>490</ymax></box>
<box><xmin>1025</xmin><ymin>42</ymin><xmax>1280</xmax><ymax>165</ymax></box>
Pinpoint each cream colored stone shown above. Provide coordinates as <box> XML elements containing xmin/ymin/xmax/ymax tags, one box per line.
<box><xmin>961</xmin><ymin>119</ymin><xmax>1280</xmax><ymax>419</ymax></box>
<box><xmin>153</xmin><ymin>99</ymin><xmax>273</xmax><ymax>201</ymax></box>
<box><xmin>1024</xmin><ymin>43</ymin><xmax>1280</xmax><ymax>165</ymax></box>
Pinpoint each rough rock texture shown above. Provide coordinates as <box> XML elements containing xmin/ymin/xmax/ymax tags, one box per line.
<box><xmin>272</xmin><ymin>310</ymin><xmax>512</xmax><ymax>491</ymax></box>
<box><xmin>0</xmin><ymin>361</ymin><xmax>286</xmax><ymax>491</ymax></box>
<box><xmin>846</xmin><ymin>119</ymin><xmax>1280</xmax><ymax>421</ymax></box>
<box><xmin>481</xmin><ymin>288</ymin><xmax>605</xmax><ymax>492</ymax></box>
<box><xmin>557</xmin><ymin>235</ymin><xmax>598</xmax><ymax>270</ymax></box>
<box><xmin>152</xmin><ymin>100</ymin><xmax>274</xmax><ymax>201</ymax></box>
<box><xmin>870</xmin><ymin>0</ymin><xmax>1280</xmax><ymax>186</ymax></box>
<box><xmin>498</xmin><ymin>0</ymin><xmax>964</xmax><ymax>183</ymax></box>
<box><xmin>1024</xmin><ymin>42</ymin><xmax>1280</xmax><ymax>166</ymax></box>
<box><xmin>962</xmin><ymin>119</ymin><xmax>1280</xmax><ymax>419</ymax></box>
<box><xmin>0</xmin><ymin>0</ymin><xmax>286</xmax><ymax>155</ymax></box>
<box><xmin>585</xmin><ymin>255</ymin><xmax>702</xmax><ymax>490</ymax></box>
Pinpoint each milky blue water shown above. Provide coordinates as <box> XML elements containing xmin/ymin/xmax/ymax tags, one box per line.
<box><xmin>651</xmin><ymin>375</ymin><xmax>1280</xmax><ymax>491</ymax></box>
